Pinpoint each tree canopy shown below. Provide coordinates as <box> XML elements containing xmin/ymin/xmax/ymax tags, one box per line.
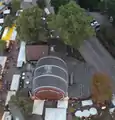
<box><xmin>47</xmin><ymin>1</ymin><xmax>95</xmax><ymax>48</ymax></box>
<box><xmin>51</xmin><ymin>0</ymin><xmax>69</xmax><ymax>13</ymax></box>
<box><xmin>11</xmin><ymin>0</ymin><xmax>21</xmax><ymax>15</ymax></box>
<box><xmin>91</xmin><ymin>73</ymin><xmax>112</xmax><ymax>104</ymax></box>
<box><xmin>16</xmin><ymin>6</ymin><xmax>47</xmax><ymax>43</ymax></box>
<box><xmin>36</xmin><ymin>0</ymin><xmax>45</xmax><ymax>9</ymax></box>
<box><xmin>10</xmin><ymin>89</ymin><xmax>33</xmax><ymax>116</ymax></box>
<box><xmin>4</xmin><ymin>15</ymin><xmax>15</xmax><ymax>27</ymax></box>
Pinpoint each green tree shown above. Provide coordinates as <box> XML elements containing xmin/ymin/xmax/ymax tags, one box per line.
<box><xmin>51</xmin><ymin>0</ymin><xmax>69</xmax><ymax>13</ymax></box>
<box><xmin>36</xmin><ymin>0</ymin><xmax>45</xmax><ymax>9</ymax></box>
<box><xmin>10</xmin><ymin>90</ymin><xmax>33</xmax><ymax>116</ymax></box>
<box><xmin>16</xmin><ymin>6</ymin><xmax>47</xmax><ymax>43</ymax></box>
<box><xmin>11</xmin><ymin>0</ymin><xmax>21</xmax><ymax>15</ymax></box>
<box><xmin>4</xmin><ymin>15</ymin><xmax>14</xmax><ymax>27</ymax></box>
<box><xmin>0</xmin><ymin>40</ymin><xmax>6</xmax><ymax>55</ymax></box>
<box><xmin>48</xmin><ymin>1</ymin><xmax>95</xmax><ymax>48</ymax></box>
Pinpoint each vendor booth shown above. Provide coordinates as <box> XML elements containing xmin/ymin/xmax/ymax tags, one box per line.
<box><xmin>1</xmin><ymin>25</ymin><xmax>17</xmax><ymax>49</ymax></box>
<box><xmin>17</xmin><ymin>41</ymin><xmax>26</xmax><ymax>68</ymax></box>
<box><xmin>0</xmin><ymin>56</ymin><xmax>7</xmax><ymax>89</ymax></box>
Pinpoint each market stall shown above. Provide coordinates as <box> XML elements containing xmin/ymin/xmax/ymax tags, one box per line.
<box><xmin>1</xmin><ymin>25</ymin><xmax>17</xmax><ymax>49</ymax></box>
<box><xmin>0</xmin><ymin>56</ymin><xmax>7</xmax><ymax>75</ymax></box>
<box><xmin>17</xmin><ymin>41</ymin><xmax>26</xmax><ymax>68</ymax></box>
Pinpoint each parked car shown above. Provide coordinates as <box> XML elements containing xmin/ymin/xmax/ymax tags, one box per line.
<box><xmin>91</xmin><ymin>19</ymin><xmax>100</xmax><ymax>32</ymax></box>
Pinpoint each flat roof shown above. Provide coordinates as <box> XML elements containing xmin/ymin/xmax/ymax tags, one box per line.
<box><xmin>3</xmin><ymin>9</ymin><xmax>10</xmax><ymax>14</ymax></box>
<box><xmin>10</xmin><ymin>74</ymin><xmax>20</xmax><ymax>91</ymax></box>
<box><xmin>1</xmin><ymin>25</ymin><xmax>17</xmax><ymax>41</ymax></box>
<box><xmin>26</xmin><ymin>45</ymin><xmax>48</xmax><ymax>61</ymax></box>
<box><xmin>45</xmin><ymin>108</ymin><xmax>66</xmax><ymax>120</ymax></box>
<box><xmin>5</xmin><ymin>91</ymin><xmax>16</xmax><ymax>105</ymax></box>
<box><xmin>0</xmin><ymin>18</ymin><xmax>4</xmax><ymax>23</ymax></box>
<box><xmin>32</xmin><ymin>100</ymin><xmax>45</xmax><ymax>115</ymax></box>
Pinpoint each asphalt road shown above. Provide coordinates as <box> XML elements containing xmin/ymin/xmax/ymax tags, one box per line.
<box><xmin>89</xmin><ymin>12</ymin><xmax>110</xmax><ymax>26</ymax></box>
<box><xmin>79</xmin><ymin>37</ymin><xmax>115</xmax><ymax>93</ymax></box>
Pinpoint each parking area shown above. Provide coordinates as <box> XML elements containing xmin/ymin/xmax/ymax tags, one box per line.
<box><xmin>65</xmin><ymin>57</ymin><xmax>97</xmax><ymax>98</ymax></box>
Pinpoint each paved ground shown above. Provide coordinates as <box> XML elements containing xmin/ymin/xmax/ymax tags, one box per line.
<box><xmin>67</xmin><ymin>12</ymin><xmax>115</xmax><ymax>98</ymax></box>
<box><xmin>63</xmin><ymin>57</ymin><xmax>95</xmax><ymax>98</ymax></box>
<box><xmin>89</xmin><ymin>12</ymin><xmax>110</xmax><ymax>26</ymax></box>
<box><xmin>0</xmin><ymin>42</ymin><xmax>20</xmax><ymax>118</ymax></box>
<box><xmin>79</xmin><ymin>37</ymin><xmax>115</xmax><ymax>93</ymax></box>
<box><xmin>78</xmin><ymin>12</ymin><xmax>115</xmax><ymax>93</ymax></box>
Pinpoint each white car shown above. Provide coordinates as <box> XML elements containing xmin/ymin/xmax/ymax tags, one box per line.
<box><xmin>91</xmin><ymin>19</ymin><xmax>100</xmax><ymax>31</ymax></box>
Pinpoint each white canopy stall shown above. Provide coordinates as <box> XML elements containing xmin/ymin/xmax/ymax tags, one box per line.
<box><xmin>1</xmin><ymin>112</ymin><xmax>12</xmax><ymax>120</ymax></box>
<box><xmin>17</xmin><ymin>41</ymin><xmax>26</xmax><ymax>68</ymax></box>
<box><xmin>75</xmin><ymin>110</ymin><xmax>83</xmax><ymax>118</ymax></box>
<box><xmin>82</xmin><ymin>110</ymin><xmax>90</xmax><ymax>117</ymax></box>
<box><xmin>10</xmin><ymin>74</ymin><xmax>20</xmax><ymax>91</ymax></box>
<box><xmin>81</xmin><ymin>100</ymin><xmax>93</xmax><ymax>107</ymax></box>
<box><xmin>0</xmin><ymin>56</ymin><xmax>7</xmax><ymax>74</ymax></box>
<box><xmin>109</xmin><ymin>108</ymin><xmax>115</xmax><ymax>114</ymax></box>
<box><xmin>0</xmin><ymin>18</ymin><xmax>4</xmax><ymax>24</ymax></box>
<box><xmin>45</xmin><ymin>108</ymin><xmax>66</xmax><ymax>120</ymax></box>
<box><xmin>57</xmin><ymin>97</ymin><xmax>69</xmax><ymax>109</ymax></box>
<box><xmin>89</xmin><ymin>108</ymin><xmax>98</xmax><ymax>115</ymax></box>
<box><xmin>5</xmin><ymin>91</ymin><xmax>16</xmax><ymax>105</ymax></box>
<box><xmin>3</xmin><ymin>9</ymin><xmax>11</xmax><ymax>14</ymax></box>
<box><xmin>112</xmin><ymin>95</ymin><xmax>115</xmax><ymax>106</ymax></box>
<box><xmin>32</xmin><ymin>100</ymin><xmax>45</xmax><ymax>115</ymax></box>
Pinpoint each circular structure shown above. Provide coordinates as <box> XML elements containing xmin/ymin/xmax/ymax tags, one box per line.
<box><xmin>32</xmin><ymin>56</ymin><xmax>68</xmax><ymax>100</ymax></box>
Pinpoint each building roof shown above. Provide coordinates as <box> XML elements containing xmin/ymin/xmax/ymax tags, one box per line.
<box><xmin>26</xmin><ymin>45</ymin><xmax>48</xmax><ymax>61</ymax></box>
<box><xmin>32</xmin><ymin>56</ymin><xmax>68</xmax><ymax>100</ymax></box>
<box><xmin>45</xmin><ymin>108</ymin><xmax>66</xmax><ymax>120</ymax></box>
<box><xmin>37</xmin><ymin>56</ymin><xmax>67</xmax><ymax>70</ymax></box>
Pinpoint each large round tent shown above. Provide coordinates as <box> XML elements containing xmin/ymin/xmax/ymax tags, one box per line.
<box><xmin>32</xmin><ymin>56</ymin><xmax>68</xmax><ymax>100</ymax></box>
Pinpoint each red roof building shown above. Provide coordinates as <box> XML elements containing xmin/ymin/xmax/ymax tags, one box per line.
<box><xmin>26</xmin><ymin>45</ymin><xmax>48</xmax><ymax>61</ymax></box>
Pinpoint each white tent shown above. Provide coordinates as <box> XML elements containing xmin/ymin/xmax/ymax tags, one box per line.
<box><xmin>1</xmin><ymin>112</ymin><xmax>12</xmax><ymax>120</ymax></box>
<box><xmin>24</xmin><ymin>0</ymin><xmax>32</xmax><ymax>2</ymax></box>
<box><xmin>10</xmin><ymin>74</ymin><xmax>20</xmax><ymax>91</ymax></box>
<box><xmin>0</xmin><ymin>18</ymin><xmax>4</xmax><ymax>24</ymax></box>
<box><xmin>112</xmin><ymin>95</ymin><xmax>115</xmax><ymax>106</ymax></box>
<box><xmin>5</xmin><ymin>91</ymin><xmax>16</xmax><ymax>105</ymax></box>
<box><xmin>109</xmin><ymin>108</ymin><xmax>115</xmax><ymax>114</ymax></box>
<box><xmin>3</xmin><ymin>9</ymin><xmax>10</xmax><ymax>14</ymax></box>
<box><xmin>45</xmin><ymin>108</ymin><xmax>66</xmax><ymax>120</ymax></box>
<box><xmin>57</xmin><ymin>99</ymin><xmax>68</xmax><ymax>109</ymax></box>
<box><xmin>89</xmin><ymin>108</ymin><xmax>98</xmax><ymax>115</ymax></box>
<box><xmin>32</xmin><ymin>100</ymin><xmax>45</xmax><ymax>115</ymax></box>
<box><xmin>0</xmin><ymin>56</ymin><xmax>7</xmax><ymax>74</ymax></box>
<box><xmin>82</xmin><ymin>110</ymin><xmax>90</xmax><ymax>117</ymax></box>
<box><xmin>81</xmin><ymin>100</ymin><xmax>93</xmax><ymax>107</ymax></box>
<box><xmin>75</xmin><ymin>110</ymin><xmax>83</xmax><ymax>118</ymax></box>
<box><xmin>17</xmin><ymin>41</ymin><xmax>26</xmax><ymax>67</ymax></box>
